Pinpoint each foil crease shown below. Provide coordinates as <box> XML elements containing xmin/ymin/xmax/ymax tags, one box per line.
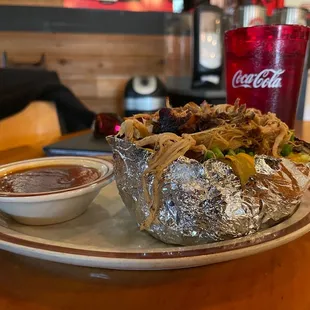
<box><xmin>107</xmin><ymin>137</ymin><xmax>310</xmax><ymax>246</ymax></box>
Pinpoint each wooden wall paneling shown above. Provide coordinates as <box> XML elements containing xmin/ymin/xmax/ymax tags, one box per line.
<box><xmin>52</xmin><ymin>56</ymin><xmax>165</xmax><ymax>77</ymax></box>
<box><xmin>0</xmin><ymin>0</ymin><xmax>63</xmax><ymax>6</ymax></box>
<box><xmin>60</xmin><ymin>78</ymin><xmax>98</xmax><ymax>99</ymax></box>
<box><xmin>96</xmin><ymin>77</ymin><xmax>131</xmax><ymax>98</ymax></box>
<box><xmin>61</xmin><ymin>76</ymin><xmax>128</xmax><ymax>98</ymax></box>
<box><xmin>82</xmin><ymin>97</ymin><xmax>123</xmax><ymax>114</ymax></box>
<box><xmin>62</xmin><ymin>75</ymin><xmax>167</xmax><ymax>99</ymax></box>
<box><xmin>2</xmin><ymin>55</ymin><xmax>165</xmax><ymax>77</ymax></box>
<box><xmin>0</xmin><ymin>32</ymin><xmax>165</xmax><ymax>57</ymax></box>
<box><xmin>0</xmin><ymin>31</ymin><xmax>166</xmax><ymax>115</ymax></box>
<box><xmin>61</xmin><ymin>76</ymin><xmax>128</xmax><ymax>100</ymax></box>
<box><xmin>61</xmin><ymin>77</ymin><xmax>130</xmax><ymax>114</ymax></box>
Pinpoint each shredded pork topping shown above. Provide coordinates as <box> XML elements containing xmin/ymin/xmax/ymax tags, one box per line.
<box><xmin>116</xmin><ymin>101</ymin><xmax>293</xmax><ymax>229</ymax></box>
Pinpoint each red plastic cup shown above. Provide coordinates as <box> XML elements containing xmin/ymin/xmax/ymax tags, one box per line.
<box><xmin>225</xmin><ymin>25</ymin><xmax>310</xmax><ymax>128</ymax></box>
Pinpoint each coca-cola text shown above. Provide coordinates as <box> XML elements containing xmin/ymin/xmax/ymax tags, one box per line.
<box><xmin>232</xmin><ymin>69</ymin><xmax>285</xmax><ymax>89</ymax></box>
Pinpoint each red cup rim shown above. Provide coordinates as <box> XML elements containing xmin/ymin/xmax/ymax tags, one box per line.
<box><xmin>225</xmin><ymin>25</ymin><xmax>310</xmax><ymax>41</ymax></box>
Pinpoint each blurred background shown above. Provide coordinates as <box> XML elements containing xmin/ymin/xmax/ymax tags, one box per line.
<box><xmin>0</xmin><ymin>0</ymin><xmax>309</xmax><ymax>152</ymax></box>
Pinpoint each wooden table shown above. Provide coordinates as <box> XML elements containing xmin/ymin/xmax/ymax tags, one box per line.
<box><xmin>1</xmin><ymin>122</ymin><xmax>310</xmax><ymax>310</ymax></box>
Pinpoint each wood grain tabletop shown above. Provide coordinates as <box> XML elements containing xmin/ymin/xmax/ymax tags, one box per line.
<box><xmin>0</xmin><ymin>122</ymin><xmax>310</xmax><ymax>310</ymax></box>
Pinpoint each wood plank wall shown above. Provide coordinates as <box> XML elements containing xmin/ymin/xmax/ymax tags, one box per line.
<box><xmin>0</xmin><ymin>1</ymin><xmax>191</xmax><ymax>115</ymax></box>
<box><xmin>0</xmin><ymin>32</ymin><xmax>166</xmax><ymax>114</ymax></box>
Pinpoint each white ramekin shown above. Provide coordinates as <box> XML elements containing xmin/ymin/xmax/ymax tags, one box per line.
<box><xmin>0</xmin><ymin>156</ymin><xmax>114</xmax><ymax>225</ymax></box>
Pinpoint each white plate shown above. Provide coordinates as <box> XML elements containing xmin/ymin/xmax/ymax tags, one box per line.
<box><xmin>0</xmin><ymin>183</ymin><xmax>309</xmax><ymax>270</ymax></box>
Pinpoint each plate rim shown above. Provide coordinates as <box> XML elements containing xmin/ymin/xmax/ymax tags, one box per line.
<box><xmin>0</xmin><ymin>198</ymin><xmax>310</xmax><ymax>260</ymax></box>
<box><xmin>1</xmin><ymin>216</ymin><xmax>310</xmax><ymax>270</ymax></box>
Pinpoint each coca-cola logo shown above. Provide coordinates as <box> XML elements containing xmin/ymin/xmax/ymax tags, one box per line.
<box><xmin>232</xmin><ymin>69</ymin><xmax>285</xmax><ymax>89</ymax></box>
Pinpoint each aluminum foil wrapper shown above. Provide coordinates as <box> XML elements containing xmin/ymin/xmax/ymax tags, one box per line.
<box><xmin>107</xmin><ymin>136</ymin><xmax>310</xmax><ymax>245</ymax></box>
